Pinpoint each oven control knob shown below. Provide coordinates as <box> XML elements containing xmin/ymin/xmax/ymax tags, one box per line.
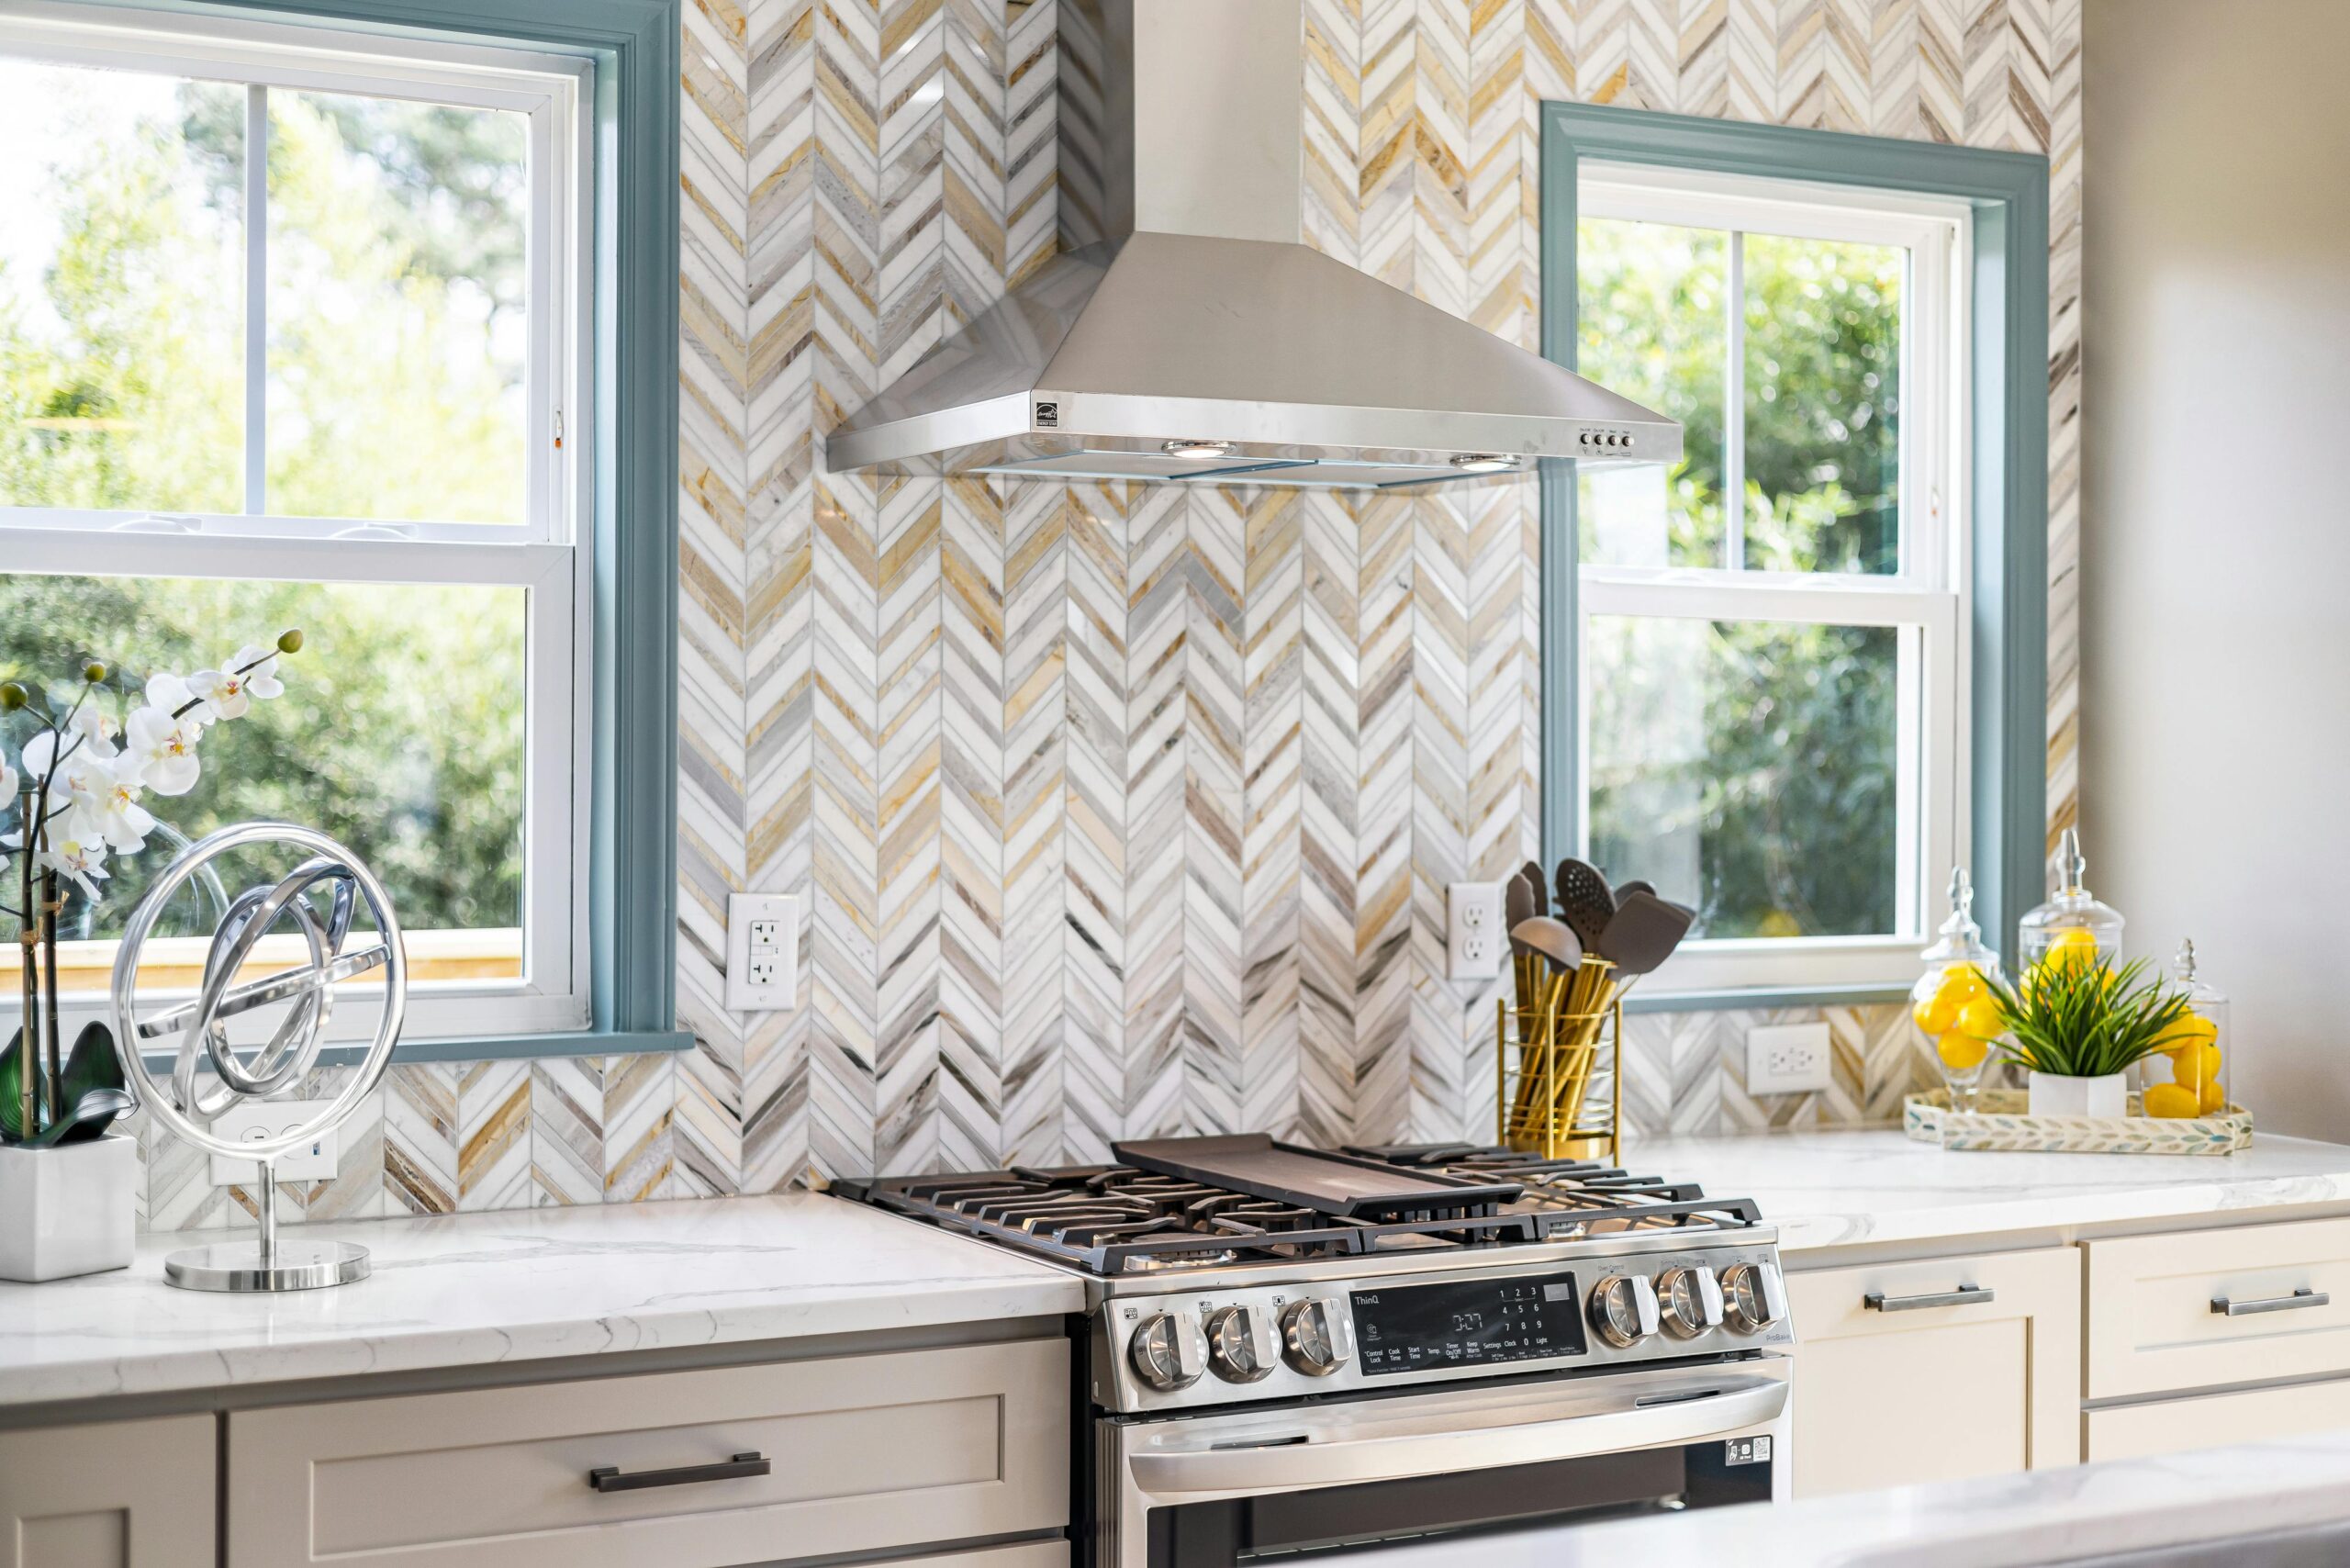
<box><xmin>1280</xmin><ymin>1298</ymin><xmax>1354</xmax><ymax>1377</ymax></box>
<box><xmin>1655</xmin><ymin>1266</ymin><xmax>1726</xmax><ymax>1338</ymax></box>
<box><xmin>1721</xmin><ymin>1262</ymin><xmax>1789</xmax><ymax>1334</ymax></box>
<box><xmin>1129</xmin><ymin>1311</ymin><xmax>1208</xmax><ymax>1391</ymax></box>
<box><xmin>1204</xmin><ymin>1305</ymin><xmax>1278</xmax><ymax>1383</ymax></box>
<box><xmin>1589</xmin><ymin>1274</ymin><xmax>1661</xmax><ymax>1349</ymax></box>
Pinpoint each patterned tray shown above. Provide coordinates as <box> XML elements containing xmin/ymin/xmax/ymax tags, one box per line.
<box><xmin>1904</xmin><ymin>1089</ymin><xmax>2254</xmax><ymax>1155</ymax></box>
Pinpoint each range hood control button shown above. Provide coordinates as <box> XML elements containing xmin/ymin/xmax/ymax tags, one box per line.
<box><xmin>1656</xmin><ymin>1265</ymin><xmax>1725</xmax><ymax>1338</ymax></box>
<box><xmin>1205</xmin><ymin>1305</ymin><xmax>1278</xmax><ymax>1383</ymax></box>
<box><xmin>1130</xmin><ymin>1311</ymin><xmax>1207</xmax><ymax>1391</ymax></box>
<box><xmin>1280</xmin><ymin>1299</ymin><xmax>1354</xmax><ymax>1376</ymax></box>
<box><xmin>1589</xmin><ymin>1274</ymin><xmax>1662</xmax><ymax>1348</ymax></box>
<box><xmin>1722</xmin><ymin>1262</ymin><xmax>1789</xmax><ymax>1334</ymax></box>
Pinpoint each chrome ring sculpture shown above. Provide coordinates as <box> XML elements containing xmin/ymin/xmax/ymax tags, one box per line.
<box><xmin>110</xmin><ymin>822</ymin><xmax>407</xmax><ymax>1292</ymax></box>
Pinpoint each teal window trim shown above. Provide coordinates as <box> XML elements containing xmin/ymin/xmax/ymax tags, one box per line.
<box><xmin>1539</xmin><ymin>101</ymin><xmax>2051</xmax><ymax>983</ymax></box>
<box><xmin>90</xmin><ymin>0</ymin><xmax>688</xmax><ymax>1065</ymax></box>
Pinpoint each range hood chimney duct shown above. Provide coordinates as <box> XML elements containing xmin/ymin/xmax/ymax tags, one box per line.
<box><xmin>824</xmin><ymin>0</ymin><xmax>1682</xmax><ymax>489</ymax></box>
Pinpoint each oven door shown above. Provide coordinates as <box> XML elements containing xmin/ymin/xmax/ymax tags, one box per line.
<box><xmin>1094</xmin><ymin>1357</ymin><xmax>1791</xmax><ymax>1568</ymax></box>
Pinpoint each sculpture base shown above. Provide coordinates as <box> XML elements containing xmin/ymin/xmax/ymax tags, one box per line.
<box><xmin>162</xmin><ymin>1238</ymin><xmax>370</xmax><ymax>1292</ymax></box>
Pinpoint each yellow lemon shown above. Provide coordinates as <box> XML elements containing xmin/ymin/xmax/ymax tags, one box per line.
<box><xmin>2170</xmin><ymin>1043</ymin><xmax>2222</xmax><ymax>1090</ymax></box>
<box><xmin>2042</xmin><ymin>928</ymin><xmax>2099</xmax><ymax>972</ymax></box>
<box><xmin>1914</xmin><ymin>996</ymin><xmax>1958</xmax><ymax>1035</ymax></box>
<box><xmin>1937</xmin><ymin>1035</ymin><xmax>1990</xmax><ymax>1070</ymax></box>
<box><xmin>2200</xmin><ymin>1079</ymin><xmax>2228</xmax><ymax>1114</ymax></box>
<box><xmin>2162</xmin><ymin>1014</ymin><xmax>2219</xmax><ymax>1056</ymax></box>
<box><xmin>1955</xmin><ymin>997</ymin><xmax>2005</xmax><ymax>1040</ymax></box>
<box><xmin>2143</xmin><ymin>1082</ymin><xmax>2199</xmax><ymax>1119</ymax></box>
<box><xmin>1936</xmin><ymin>965</ymin><xmax>1986</xmax><ymax>1005</ymax></box>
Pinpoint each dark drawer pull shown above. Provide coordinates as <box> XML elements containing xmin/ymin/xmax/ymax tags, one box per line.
<box><xmin>588</xmin><ymin>1451</ymin><xmax>770</xmax><ymax>1494</ymax></box>
<box><xmin>2211</xmin><ymin>1288</ymin><xmax>2329</xmax><ymax>1317</ymax></box>
<box><xmin>1864</xmin><ymin>1284</ymin><xmax>1996</xmax><ymax>1313</ymax></box>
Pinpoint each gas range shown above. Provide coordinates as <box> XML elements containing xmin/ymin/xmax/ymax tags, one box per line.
<box><xmin>837</xmin><ymin>1137</ymin><xmax>1792</xmax><ymax>1416</ymax></box>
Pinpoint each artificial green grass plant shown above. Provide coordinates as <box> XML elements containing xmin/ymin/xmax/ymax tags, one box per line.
<box><xmin>1990</xmin><ymin>957</ymin><xmax>2196</xmax><ymax>1080</ymax></box>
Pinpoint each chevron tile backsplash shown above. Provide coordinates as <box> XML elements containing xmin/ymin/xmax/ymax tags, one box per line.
<box><xmin>132</xmin><ymin>0</ymin><xmax>2083</xmax><ymax>1228</ymax></box>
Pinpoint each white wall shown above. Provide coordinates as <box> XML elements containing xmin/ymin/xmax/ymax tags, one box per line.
<box><xmin>2084</xmin><ymin>0</ymin><xmax>2350</xmax><ymax>1137</ymax></box>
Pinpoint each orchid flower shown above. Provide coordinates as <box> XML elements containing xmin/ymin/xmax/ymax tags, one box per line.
<box><xmin>38</xmin><ymin>828</ymin><xmax>108</xmax><ymax>901</ymax></box>
<box><xmin>76</xmin><ymin>751</ymin><xmax>155</xmax><ymax>853</ymax></box>
<box><xmin>189</xmin><ymin>644</ymin><xmax>285</xmax><ymax>721</ymax></box>
<box><xmin>126</xmin><ymin>704</ymin><xmax>202</xmax><ymax>796</ymax></box>
<box><xmin>66</xmin><ymin>701</ymin><xmax>120</xmax><ymax>759</ymax></box>
<box><xmin>19</xmin><ymin>727</ymin><xmax>104</xmax><ymax>809</ymax></box>
<box><xmin>142</xmin><ymin>671</ymin><xmax>201</xmax><ymax>729</ymax></box>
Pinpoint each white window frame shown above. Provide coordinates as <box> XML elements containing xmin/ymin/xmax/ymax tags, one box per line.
<box><xmin>1577</xmin><ymin>164</ymin><xmax>1974</xmax><ymax>994</ymax></box>
<box><xmin>0</xmin><ymin>3</ymin><xmax>595</xmax><ymax>1040</ymax></box>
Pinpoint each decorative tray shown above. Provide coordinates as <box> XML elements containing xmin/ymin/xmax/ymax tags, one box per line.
<box><xmin>1903</xmin><ymin>1089</ymin><xmax>2254</xmax><ymax>1155</ymax></box>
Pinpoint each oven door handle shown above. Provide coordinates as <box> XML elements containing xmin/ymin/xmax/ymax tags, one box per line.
<box><xmin>1126</xmin><ymin>1376</ymin><xmax>1786</xmax><ymax>1495</ymax></box>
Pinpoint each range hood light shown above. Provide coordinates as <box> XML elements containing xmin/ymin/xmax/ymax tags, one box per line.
<box><xmin>1162</xmin><ymin>439</ymin><xmax>1237</xmax><ymax>460</ymax></box>
<box><xmin>1449</xmin><ymin>453</ymin><xmax>1519</xmax><ymax>474</ymax></box>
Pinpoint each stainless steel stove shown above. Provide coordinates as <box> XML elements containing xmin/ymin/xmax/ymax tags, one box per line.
<box><xmin>838</xmin><ymin>1137</ymin><xmax>1796</xmax><ymax>1567</ymax></box>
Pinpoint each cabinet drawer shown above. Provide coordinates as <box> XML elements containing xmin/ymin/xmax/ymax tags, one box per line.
<box><xmin>2085</xmin><ymin>1216</ymin><xmax>2350</xmax><ymax>1397</ymax></box>
<box><xmin>2086</xmin><ymin>1378</ymin><xmax>2350</xmax><ymax>1462</ymax></box>
<box><xmin>0</xmin><ymin>1416</ymin><xmax>215</xmax><ymax>1568</ymax></box>
<box><xmin>1786</xmin><ymin>1246</ymin><xmax>2080</xmax><ymax>1497</ymax></box>
<box><xmin>229</xmin><ymin>1338</ymin><xmax>1068</xmax><ymax>1568</ymax></box>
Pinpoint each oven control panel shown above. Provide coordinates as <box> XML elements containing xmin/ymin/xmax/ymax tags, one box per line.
<box><xmin>1092</xmin><ymin>1244</ymin><xmax>1795</xmax><ymax>1414</ymax></box>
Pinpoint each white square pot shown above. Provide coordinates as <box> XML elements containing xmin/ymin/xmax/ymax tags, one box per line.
<box><xmin>0</xmin><ymin>1133</ymin><xmax>138</xmax><ymax>1282</ymax></box>
<box><xmin>2027</xmin><ymin>1070</ymin><xmax>2128</xmax><ymax>1120</ymax></box>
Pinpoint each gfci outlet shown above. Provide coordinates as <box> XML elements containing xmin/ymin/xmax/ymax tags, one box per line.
<box><xmin>1447</xmin><ymin>881</ymin><xmax>1506</xmax><ymax>981</ymax></box>
<box><xmin>725</xmin><ymin>891</ymin><xmax>800</xmax><ymax>1012</ymax></box>
<box><xmin>1746</xmin><ymin>1023</ymin><xmax>1833</xmax><ymax>1094</ymax></box>
<box><xmin>207</xmin><ymin>1101</ymin><xmax>340</xmax><ymax>1185</ymax></box>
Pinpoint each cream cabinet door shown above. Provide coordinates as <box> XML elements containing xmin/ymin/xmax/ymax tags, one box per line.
<box><xmin>0</xmin><ymin>1416</ymin><xmax>216</xmax><ymax>1568</ymax></box>
<box><xmin>1786</xmin><ymin>1245</ymin><xmax>2080</xmax><ymax>1498</ymax></box>
<box><xmin>2087</xmin><ymin>1377</ymin><xmax>2350</xmax><ymax>1462</ymax></box>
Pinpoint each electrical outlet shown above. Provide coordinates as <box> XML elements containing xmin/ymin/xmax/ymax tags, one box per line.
<box><xmin>207</xmin><ymin>1101</ymin><xmax>340</xmax><ymax>1185</ymax></box>
<box><xmin>725</xmin><ymin>892</ymin><xmax>800</xmax><ymax>1012</ymax></box>
<box><xmin>1447</xmin><ymin>882</ymin><xmax>1506</xmax><ymax>980</ymax></box>
<box><xmin>1746</xmin><ymin>1023</ymin><xmax>1833</xmax><ymax>1094</ymax></box>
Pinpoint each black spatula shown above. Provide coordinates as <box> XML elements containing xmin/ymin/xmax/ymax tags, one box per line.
<box><xmin>1551</xmin><ymin>857</ymin><xmax>1617</xmax><ymax>948</ymax></box>
<box><xmin>1595</xmin><ymin>890</ymin><xmax>1696</xmax><ymax>980</ymax></box>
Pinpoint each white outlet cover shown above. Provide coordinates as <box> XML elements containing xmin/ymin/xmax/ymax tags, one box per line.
<box><xmin>725</xmin><ymin>891</ymin><xmax>800</xmax><ymax>1012</ymax></box>
<box><xmin>1746</xmin><ymin>1023</ymin><xmax>1833</xmax><ymax>1094</ymax></box>
<box><xmin>207</xmin><ymin>1100</ymin><xmax>340</xmax><ymax>1185</ymax></box>
<box><xmin>1446</xmin><ymin>882</ymin><xmax>1506</xmax><ymax>981</ymax></box>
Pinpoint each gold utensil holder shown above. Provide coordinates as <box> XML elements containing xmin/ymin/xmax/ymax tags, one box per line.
<box><xmin>1497</xmin><ymin>958</ymin><xmax>1622</xmax><ymax>1162</ymax></box>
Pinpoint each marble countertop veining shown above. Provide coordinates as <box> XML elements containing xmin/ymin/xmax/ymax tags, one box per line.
<box><xmin>1348</xmin><ymin>1427</ymin><xmax>2350</xmax><ymax>1567</ymax></box>
<box><xmin>0</xmin><ymin>1192</ymin><xmax>1083</xmax><ymax>1407</ymax></box>
<box><xmin>1620</xmin><ymin>1127</ymin><xmax>2350</xmax><ymax>1254</ymax></box>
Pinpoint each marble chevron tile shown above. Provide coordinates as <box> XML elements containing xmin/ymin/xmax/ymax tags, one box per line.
<box><xmin>134</xmin><ymin>0</ymin><xmax>2087</xmax><ymax>1227</ymax></box>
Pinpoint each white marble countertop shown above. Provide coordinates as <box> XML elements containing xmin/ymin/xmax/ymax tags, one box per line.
<box><xmin>1622</xmin><ymin>1127</ymin><xmax>2350</xmax><ymax>1254</ymax></box>
<box><xmin>1356</xmin><ymin>1428</ymin><xmax>2350</xmax><ymax>1566</ymax></box>
<box><xmin>0</xmin><ymin>1193</ymin><xmax>1082</xmax><ymax>1407</ymax></box>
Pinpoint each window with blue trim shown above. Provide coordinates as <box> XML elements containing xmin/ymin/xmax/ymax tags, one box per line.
<box><xmin>0</xmin><ymin>0</ymin><xmax>678</xmax><ymax>1057</ymax></box>
<box><xmin>1542</xmin><ymin>106</ymin><xmax>2051</xmax><ymax>998</ymax></box>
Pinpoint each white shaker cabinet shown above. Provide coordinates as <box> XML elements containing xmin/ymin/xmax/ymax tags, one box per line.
<box><xmin>0</xmin><ymin>1416</ymin><xmax>216</xmax><ymax>1568</ymax></box>
<box><xmin>1785</xmin><ymin>1245</ymin><xmax>2081</xmax><ymax>1497</ymax></box>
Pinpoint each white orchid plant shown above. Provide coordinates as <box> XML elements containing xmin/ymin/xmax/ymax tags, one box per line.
<box><xmin>2</xmin><ymin>630</ymin><xmax>301</xmax><ymax>1148</ymax></box>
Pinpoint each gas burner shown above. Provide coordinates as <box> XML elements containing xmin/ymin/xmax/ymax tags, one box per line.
<box><xmin>838</xmin><ymin>1144</ymin><xmax>1764</xmax><ymax>1278</ymax></box>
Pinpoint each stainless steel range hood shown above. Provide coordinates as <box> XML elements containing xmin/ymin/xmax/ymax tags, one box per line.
<box><xmin>824</xmin><ymin>0</ymin><xmax>1681</xmax><ymax>489</ymax></box>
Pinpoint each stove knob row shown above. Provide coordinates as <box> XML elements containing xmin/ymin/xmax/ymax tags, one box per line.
<box><xmin>1655</xmin><ymin>1264</ymin><xmax>1726</xmax><ymax>1339</ymax></box>
<box><xmin>1128</xmin><ymin>1311</ymin><xmax>1209</xmax><ymax>1391</ymax></box>
<box><xmin>1204</xmin><ymin>1304</ymin><xmax>1279</xmax><ymax>1383</ymax></box>
<box><xmin>1588</xmin><ymin>1273</ymin><xmax>1662</xmax><ymax>1348</ymax></box>
<box><xmin>1721</xmin><ymin>1261</ymin><xmax>1789</xmax><ymax>1334</ymax></box>
<box><xmin>1281</xmin><ymin>1297</ymin><xmax>1354</xmax><ymax>1376</ymax></box>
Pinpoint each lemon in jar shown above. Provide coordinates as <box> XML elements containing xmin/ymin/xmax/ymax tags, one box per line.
<box><xmin>1955</xmin><ymin>997</ymin><xmax>2005</xmax><ymax>1042</ymax></box>
<box><xmin>1937</xmin><ymin>1035</ymin><xmax>1990</xmax><ymax>1071</ymax></box>
<box><xmin>2143</xmin><ymin>1082</ymin><xmax>2199</xmax><ymax>1119</ymax></box>
<box><xmin>1937</xmin><ymin>964</ymin><xmax>1987</xmax><ymax>1004</ymax></box>
<box><xmin>1914</xmin><ymin>995</ymin><xmax>1958</xmax><ymax>1035</ymax></box>
<box><xmin>2170</xmin><ymin>1041</ymin><xmax>2223</xmax><ymax>1091</ymax></box>
<box><xmin>2042</xmin><ymin>927</ymin><xmax>2099</xmax><ymax>971</ymax></box>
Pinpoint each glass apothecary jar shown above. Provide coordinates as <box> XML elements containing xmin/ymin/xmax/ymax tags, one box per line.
<box><xmin>2018</xmin><ymin>827</ymin><xmax>2126</xmax><ymax>975</ymax></box>
<box><xmin>2145</xmin><ymin>938</ymin><xmax>2229</xmax><ymax>1118</ymax></box>
<box><xmin>1911</xmin><ymin>868</ymin><xmax>2005</xmax><ymax>1113</ymax></box>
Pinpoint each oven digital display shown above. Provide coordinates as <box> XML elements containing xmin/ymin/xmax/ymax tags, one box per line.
<box><xmin>1350</xmin><ymin>1274</ymin><xmax>1587</xmax><ymax>1375</ymax></box>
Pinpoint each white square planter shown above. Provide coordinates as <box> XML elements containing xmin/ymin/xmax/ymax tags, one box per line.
<box><xmin>0</xmin><ymin>1133</ymin><xmax>137</xmax><ymax>1282</ymax></box>
<box><xmin>2027</xmin><ymin>1070</ymin><xmax>2129</xmax><ymax>1120</ymax></box>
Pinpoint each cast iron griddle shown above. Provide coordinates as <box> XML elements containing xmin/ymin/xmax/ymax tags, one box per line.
<box><xmin>1111</xmin><ymin>1134</ymin><xmax>1526</xmax><ymax>1217</ymax></box>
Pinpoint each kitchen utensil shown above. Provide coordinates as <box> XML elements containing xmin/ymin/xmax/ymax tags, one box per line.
<box><xmin>1510</xmin><ymin>916</ymin><xmax>1583</xmax><ymax>975</ymax></box>
<box><xmin>1614</xmin><ymin>879</ymin><xmax>1656</xmax><ymax>902</ymax></box>
<box><xmin>1520</xmin><ymin>860</ymin><xmax>1550</xmax><ymax>920</ymax></box>
<box><xmin>1595</xmin><ymin>890</ymin><xmax>1696</xmax><ymax>980</ymax></box>
<box><xmin>1505</xmin><ymin>875</ymin><xmax>1538</xmax><ymax>1010</ymax></box>
<box><xmin>1551</xmin><ymin>857</ymin><xmax>1617</xmax><ymax>948</ymax></box>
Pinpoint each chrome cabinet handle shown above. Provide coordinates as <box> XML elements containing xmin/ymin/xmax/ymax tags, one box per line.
<box><xmin>1864</xmin><ymin>1284</ymin><xmax>1996</xmax><ymax>1313</ymax></box>
<box><xmin>588</xmin><ymin>1451</ymin><xmax>770</xmax><ymax>1493</ymax></box>
<box><xmin>2211</xmin><ymin>1288</ymin><xmax>2330</xmax><ymax>1317</ymax></box>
